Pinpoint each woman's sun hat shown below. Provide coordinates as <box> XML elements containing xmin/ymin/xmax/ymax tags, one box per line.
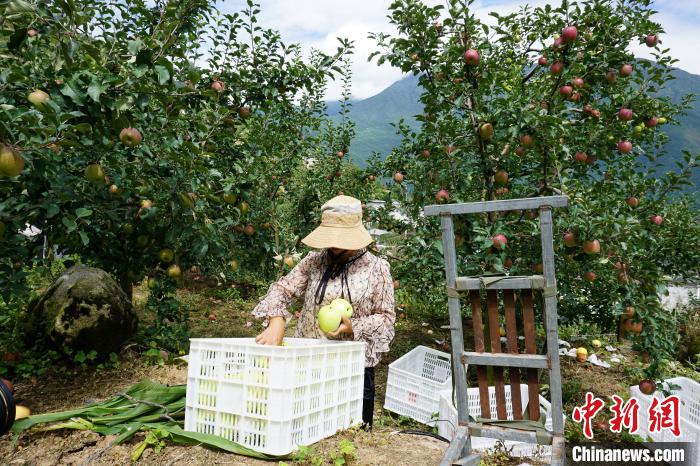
<box><xmin>302</xmin><ymin>195</ymin><xmax>373</xmax><ymax>250</ymax></box>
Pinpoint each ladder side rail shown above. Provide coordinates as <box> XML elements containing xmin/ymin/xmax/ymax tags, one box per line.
<box><xmin>439</xmin><ymin>214</ymin><xmax>470</xmax><ymax>429</ymax></box>
<box><xmin>539</xmin><ymin>206</ymin><xmax>565</xmax><ymax>437</ymax></box>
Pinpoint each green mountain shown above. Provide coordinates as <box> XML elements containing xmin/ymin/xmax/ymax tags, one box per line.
<box><xmin>332</xmin><ymin>68</ymin><xmax>699</xmax><ymax>187</ymax></box>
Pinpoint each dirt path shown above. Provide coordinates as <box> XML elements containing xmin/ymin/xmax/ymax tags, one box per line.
<box><xmin>0</xmin><ymin>353</ymin><xmax>447</xmax><ymax>466</ymax></box>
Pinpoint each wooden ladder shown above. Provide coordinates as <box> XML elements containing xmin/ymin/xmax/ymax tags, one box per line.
<box><xmin>424</xmin><ymin>196</ymin><xmax>568</xmax><ymax>466</ymax></box>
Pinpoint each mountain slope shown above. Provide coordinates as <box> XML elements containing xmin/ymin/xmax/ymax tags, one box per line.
<box><xmin>332</xmin><ymin>69</ymin><xmax>699</xmax><ymax>187</ymax></box>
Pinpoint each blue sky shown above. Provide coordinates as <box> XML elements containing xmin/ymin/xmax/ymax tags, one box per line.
<box><xmin>217</xmin><ymin>0</ymin><xmax>699</xmax><ymax>100</ymax></box>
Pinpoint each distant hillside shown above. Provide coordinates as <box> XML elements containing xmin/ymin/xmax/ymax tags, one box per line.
<box><xmin>331</xmin><ymin>67</ymin><xmax>699</xmax><ymax>188</ymax></box>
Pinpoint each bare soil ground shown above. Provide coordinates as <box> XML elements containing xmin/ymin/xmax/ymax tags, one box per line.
<box><xmin>0</xmin><ymin>356</ymin><xmax>447</xmax><ymax>465</ymax></box>
<box><xmin>0</xmin><ymin>284</ymin><xmax>450</xmax><ymax>466</ymax></box>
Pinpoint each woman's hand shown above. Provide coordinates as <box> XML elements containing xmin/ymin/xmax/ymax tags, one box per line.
<box><xmin>255</xmin><ymin>316</ymin><xmax>286</xmax><ymax>345</ymax></box>
<box><xmin>327</xmin><ymin>315</ymin><xmax>353</xmax><ymax>339</ymax></box>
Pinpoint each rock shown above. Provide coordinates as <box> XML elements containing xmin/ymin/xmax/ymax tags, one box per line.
<box><xmin>24</xmin><ymin>265</ymin><xmax>137</xmax><ymax>356</ymax></box>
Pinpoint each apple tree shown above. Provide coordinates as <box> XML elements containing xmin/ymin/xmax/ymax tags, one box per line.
<box><xmin>370</xmin><ymin>0</ymin><xmax>699</xmax><ymax>375</ymax></box>
<box><xmin>0</xmin><ymin>0</ymin><xmax>349</xmax><ymax>351</ymax></box>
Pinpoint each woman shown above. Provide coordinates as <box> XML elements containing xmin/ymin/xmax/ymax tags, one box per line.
<box><xmin>253</xmin><ymin>195</ymin><xmax>395</xmax><ymax>429</ymax></box>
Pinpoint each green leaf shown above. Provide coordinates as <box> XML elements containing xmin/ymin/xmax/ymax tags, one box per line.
<box><xmin>87</xmin><ymin>80</ymin><xmax>108</xmax><ymax>102</ymax></box>
<box><xmin>75</xmin><ymin>208</ymin><xmax>93</xmax><ymax>218</ymax></box>
<box><xmin>78</xmin><ymin>231</ymin><xmax>89</xmax><ymax>246</ymax></box>
<box><xmin>62</xmin><ymin>217</ymin><xmax>77</xmax><ymax>232</ymax></box>
<box><xmin>128</xmin><ymin>39</ymin><xmax>144</xmax><ymax>55</ymax></box>
<box><xmin>155</xmin><ymin>65</ymin><xmax>170</xmax><ymax>85</ymax></box>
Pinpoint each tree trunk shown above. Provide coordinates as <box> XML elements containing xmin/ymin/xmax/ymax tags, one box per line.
<box><xmin>119</xmin><ymin>273</ymin><xmax>134</xmax><ymax>302</ymax></box>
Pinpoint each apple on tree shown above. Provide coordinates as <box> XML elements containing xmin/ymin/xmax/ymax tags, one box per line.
<box><xmin>0</xmin><ymin>145</ymin><xmax>25</xmax><ymax>177</ymax></box>
<box><xmin>463</xmin><ymin>48</ymin><xmax>480</xmax><ymax>66</ymax></box>
<box><xmin>492</xmin><ymin>233</ymin><xmax>507</xmax><ymax>250</ymax></box>
<box><xmin>582</xmin><ymin>239</ymin><xmax>601</xmax><ymax>255</ymax></box>
<box><xmin>436</xmin><ymin>188</ymin><xmax>449</xmax><ymax>203</ymax></box>
<box><xmin>119</xmin><ymin>127</ymin><xmax>143</xmax><ymax>147</ymax></box>
<box><xmin>561</xmin><ymin>25</ymin><xmax>578</xmax><ymax>42</ymax></box>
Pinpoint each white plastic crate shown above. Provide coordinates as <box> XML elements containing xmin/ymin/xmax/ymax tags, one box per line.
<box><xmin>383</xmin><ymin>346</ymin><xmax>452</xmax><ymax>424</ymax></box>
<box><xmin>437</xmin><ymin>385</ymin><xmax>556</xmax><ymax>458</ymax></box>
<box><xmin>184</xmin><ymin>338</ymin><xmax>365</xmax><ymax>456</ymax></box>
<box><xmin>629</xmin><ymin>376</ymin><xmax>700</xmax><ymax>461</ymax></box>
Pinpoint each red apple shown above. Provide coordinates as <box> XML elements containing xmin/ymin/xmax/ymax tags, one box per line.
<box><xmin>620</xmin><ymin>63</ymin><xmax>634</xmax><ymax>77</ymax></box>
<box><xmin>337</xmin><ymin>151</ymin><xmax>344</xmax><ymax>158</ymax></box>
<box><xmin>504</xmin><ymin>257</ymin><xmax>513</xmax><ymax>268</ymax></box>
<box><xmin>238</xmin><ymin>106</ymin><xmax>252</xmax><ymax>118</ymax></box>
<box><xmin>591</xmin><ymin>109</ymin><xmax>601</xmax><ymax>118</ymax></box>
<box><xmin>492</xmin><ymin>234</ymin><xmax>507</xmax><ymax>250</ymax></box>
<box><xmin>569</xmin><ymin>92</ymin><xmax>581</xmax><ymax>102</ymax></box>
<box><xmin>393</xmin><ymin>172</ymin><xmax>404</xmax><ymax>183</ymax></box>
<box><xmin>618</xmin><ymin>108</ymin><xmax>633</xmax><ymax>121</ymax></box>
<box><xmin>605</xmin><ymin>70</ymin><xmax>617</xmax><ymax>84</ymax></box>
<box><xmin>645</xmin><ymin>35</ymin><xmax>658</xmax><ymax>47</ymax></box>
<box><xmin>436</xmin><ymin>188</ymin><xmax>450</xmax><ymax>203</ymax></box>
<box><xmin>564</xmin><ymin>231</ymin><xmax>577</xmax><ymax>247</ymax></box>
<box><xmin>208</xmin><ymin>313</ymin><xmax>217</xmax><ymax>321</ymax></box>
<box><xmin>582</xmin><ymin>240</ymin><xmax>601</xmax><ymax>255</ymax></box>
<box><xmin>420</xmin><ymin>149</ymin><xmax>430</xmax><ymax>158</ymax></box>
<box><xmin>559</xmin><ymin>85</ymin><xmax>573</xmax><ymax>97</ymax></box>
<box><xmin>574</xmin><ymin>151</ymin><xmax>588</xmax><ymax>163</ymax></box>
<box><xmin>583</xmin><ymin>271</ymin><xmax>597</xmax><ymax>282</ymax></box>
<box><xmin>515</xmin><ymin>146</ymin><xmax>525</xmax><ymax>157</ymax></box>
<box><xmin>119</xmin><ymin>127</ymin><xmax>143</xmax><ymax>147</ymax></box>
<box><xmin>618</xmin><ymin>140</ymin><xmax>633</xmax><ymax>153</ymax></box>
<box><xmin>211</xmin><ymin>80</ymin><xmax>225</xmax><ymax>92</ymax></box>
<box><xmin>243</xmin><ymin>223</ymin><xmax>255</xmax><ymax>236</ymax></box>
<box><xmin>638</xmin><ymin>379</ymin><xmax>656</xmax><ymax>395</ymax></box>
<box><xmin>368</xmin><ymin>175</ymin><xmax>376</xmax><ymax>181</ymax></box>
<box><xmin>583</xmin><ymin>104</ymin><xmax>593</xmax><ymax>115</ymax></box>
<box><xmin>550</xmin><ymin>61</ymin><xmax>564</xmax><ymax>75</ymax></box>
<box><xmin>552</xmin><ymin>37</ymin><xmax>563</xmax><ymax>50</ymax></box>
<box><xmin>520</xmin><ymin>134</ymin><xmax>534</xmax><ymax>147</ymax></box>
<box><xmin>649</xmin><ymin>215</ymin><xmax>664</xmax><ymax>225</ymax></box>
<box><xmin>645</xmin><ymin>117</ymin><xmax>658</xmax><ymax>128</ymax></box>
<box><xmin>585</xmin><ymin>155</ymin><xmax>597</xmax><ymax>165</ymax></box>
<box><xmin>538</xmin><ymin>56</ymin><xmax>548</xmax><ymax>66</ymax></box>
<box><xmin>27</xmin><ymin>28</ymin><xmax>38</xmax><ymax>37</ymax></box>
<box><xmin>561</xmin><ymin>25</ymin><xmax>578</xmax><ymax>42</ymax></box>
<box><xmin>494</xmin><ymin>169</ymin><xmax>508</xmax><ymax>185</ymax></box>
<box><xmin>625</xmin><ymin>320</ymin><xmax>643</xmax><ymax>334</ymax></box>
<box><xmin>479</xmin><ymin>123</ymin><xmax>494</xmax><ymax>141</ymax></box>
<box><xmin>626</xmin><ymin>196</ymin><xmax>639</xmax><ymax>208</ymax></box>
<box><xmin>463</xmin><ymin>48</ymin><xmax>480</xmax><ymax>66</ymax></box>
<box><xmin>572</xmin><ymin>77</ymin><xmax>584</xmax><ymax>88</ymax></box>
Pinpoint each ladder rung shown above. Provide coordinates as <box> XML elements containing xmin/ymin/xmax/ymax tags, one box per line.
<box><xmin>461</xmin><ymin>352</ymin><xmax>549</xmax><ymax>369</ymax></box>
<box><xmin>454</xmin><ymin>276</ymin><xmax>544</xmax><ymax>291</ymax></box>
<box><xmin>469</xmin><ymin>424</ymin><xmax>553</xmax><ymax>445</ymax></box>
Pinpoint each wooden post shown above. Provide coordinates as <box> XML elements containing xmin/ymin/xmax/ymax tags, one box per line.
<box><xmin>439</xmin><ymin>214</ymin><xmax>472</xmax><ymax>451</ymax></box>
<box><xmin>539</xmin><ymin>206</ymin><xmax>565</xmax><ymax>442</ymax></box>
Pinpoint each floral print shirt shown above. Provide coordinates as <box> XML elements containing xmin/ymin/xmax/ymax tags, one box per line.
<box><xmin>252</xmin><ymin>250</ymin><xmax>395</xmax><ymax>367</ymax></box>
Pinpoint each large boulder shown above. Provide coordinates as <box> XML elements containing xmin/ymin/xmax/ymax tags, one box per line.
<box><xmin>24</xmin><ymin>265</ymin><xmax>137</xmax><ymax>356</ymax></box>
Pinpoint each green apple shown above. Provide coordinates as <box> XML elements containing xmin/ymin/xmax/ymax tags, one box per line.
<box><xmin>330</xmin><ymin>298</ymin><xmax>353</xmax><ymax>319</ymax></box>
<box><xmin>318</xmin><ymin>305</ymin><xmax>341</xmax><ymax>333</ymax></box>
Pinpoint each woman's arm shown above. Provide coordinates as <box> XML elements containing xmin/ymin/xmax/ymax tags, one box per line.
<box><xmin>252</xmin><ymin>252</ymin><xmax>317</xmax><ymax>345</ymax></box>
<box><xmin>349</xmin><ymin>258</ymin><xmax>395</xmax><ymax>353</ymax></box>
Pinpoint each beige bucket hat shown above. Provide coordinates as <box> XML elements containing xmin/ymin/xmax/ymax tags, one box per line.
<box><xmin>302</xmin><ymin>195</ymin><xmax>373</xmax><ymax>250</ymax></box>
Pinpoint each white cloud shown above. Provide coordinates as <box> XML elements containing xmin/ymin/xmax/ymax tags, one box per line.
<box><xmin>219</xmin><ymin>0</ymin><xmax>698</xmax><ymax>100</ymax></box>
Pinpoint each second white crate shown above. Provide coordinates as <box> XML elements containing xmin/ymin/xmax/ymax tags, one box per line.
<box><xmin>629</xmin><ymin>376</ymin><xmax>700</xmax><ymax>463</ymax></box>
<box><xmin>437</xmin><ymin>385</ymin><xmax>556</xmax><ymax>458</ymax></box>
<box><xmin>383</xmin><ymin>346</ymin><xmax>452</xmax><ymax>424</ymax></box>
<box><xmin>184</xmin><ymin>338</ymin><xmax>365</xmax><ymax>456</ymax></box>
